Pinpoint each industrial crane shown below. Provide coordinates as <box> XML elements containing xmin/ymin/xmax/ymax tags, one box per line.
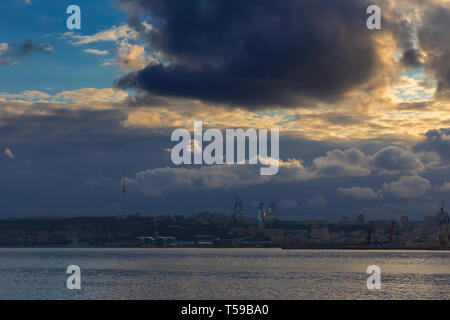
<box><xmin>257</xmin><ymin>203</ymin><xmax>266</xmax><ymax>224</ymax></box>
<box><xmin>267</xmin><ymin>201</ymin><xmax>279</xmax><ymax>223</ymax></box>
<box><xmin>232</xmin><ymin>197</ymin><xmax>244</xmax><ymax>223</ymax></box>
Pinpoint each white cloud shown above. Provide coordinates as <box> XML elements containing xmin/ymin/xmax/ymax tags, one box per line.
<box><xmin>0</xmin><ymin>43</ymin><xmax>8</xmax><ymax>53</ymax></box>
<box><xmin>0</xmin><ymin>90</ymin><xmax>51</xmax><ymax>101</ymax></box>
<box><xmin>83</xmin><ymin>49</ymin><xmax>109</xmax><ymax>56</ymax></box>
<box><xmin>101</xmin><ymin>41</ymin><xmax>158</xmax><ymax>71</ymax></box>
<box><xmin>127</xmin><ymin>158</ymin><xmax>311</xmax><ymax>196</ymax></box>
<box><xmin>127</xmin><ymin>147</ymin><xmax>432</xmax><ymax>196</ymax></box>
<box><xmin>370</xmin><ymin>146</ymin><xmax>425</xmax><ymax>174</ymax></box>
<box><xmin>338</xmin><ymin>186</ymin><xmax>382</xmax><ymax>199</ymax></box>
<box><xmin>129</xmin><ymin>165</ymin><xmax>268</xmax><ymax>196</ymax></box>
<box><xmin>389</xmin><ymin>73</ymin><xmax>436</xmax><ymax>103</ymax></box>
<box><xmin>4</xmin><ymin>148</ymin><xmax>14</xmax><ymax>159</ymax></box>
<box><xmin>0</xmin><ymin>88</ymin><xmax>130</xmax><ymax>118</ymax></box>
<box><xmin>383</xmin><ymin>175</ymin><xmax>431</xmax><ymax>198</ymax></box>
<box><xmin>66</xmin><ymin>24</ymin><xmax>158</xmax><ymax>70</ymax></box>
<box><xmin>310</xmin><ymin>148</ymin><xmax>370</xmax><ymax>178</ymax></box>
<box><xmin>65</xmin><ymin>22</ymin><xmax>152</xmax><ymax>46</ymax></box>
<box><xmin>67</xmin><ymin>25</ymin><xmax>140</xmax><ymax>45</ymax></box>
<box><xmin>438</xmin><ymin>182</ymin><xmax>450</xmax><ymax>192</ymax></box>
<box><xmin>117</xmin><ymin>41</ymin><xmax>157</xmax><ymax>71</ymax></box>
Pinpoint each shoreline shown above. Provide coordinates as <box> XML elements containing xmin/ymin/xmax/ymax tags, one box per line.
<box><xmin>0</xmin><ymin>246</ymin><xmax>449</xmax><ymax>251</ymax></box>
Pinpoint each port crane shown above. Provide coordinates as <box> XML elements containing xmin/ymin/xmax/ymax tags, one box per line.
<box><xmin>266</xmin><ymin>201</ymin><xmax>279</xmax><ymax>223</ymax></box>
<box><xmin>232</xmin><ymin>197</ymin><xmax>244</xmax><ymax>222</ymax></box>
<box><xmin>257</xmin><ymin>203</ymin><xmax>266</xmax><ymax>224</ymax></box>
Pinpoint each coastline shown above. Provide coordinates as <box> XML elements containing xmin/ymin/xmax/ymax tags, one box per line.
<box><xmin>0</xmin><ymin>245</ymin><xmax>449</xmax><ymax>251</ymax></box>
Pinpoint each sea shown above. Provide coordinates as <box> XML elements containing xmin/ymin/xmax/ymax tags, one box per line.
<box><xmin>0</xmin><ymin>248</ymin><xmax>448</xmax><ymax>299</ymax></box>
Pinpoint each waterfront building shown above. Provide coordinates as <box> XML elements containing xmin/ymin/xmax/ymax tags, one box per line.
<box><xmin>356</xmin><ymin>214</ymin><xmax>365</xmax><ymax>225</ymax></box>
<box><xmin>310</xmin><ymin>227</ymin><xmax>330</xmax><ymax>241</ymax></box>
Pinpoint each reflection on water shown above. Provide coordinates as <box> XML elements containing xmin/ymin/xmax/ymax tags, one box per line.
<box><xmin>0</xmin><ymin>248</ymin><xmax>448</xmax><ymax>299</ymax></box>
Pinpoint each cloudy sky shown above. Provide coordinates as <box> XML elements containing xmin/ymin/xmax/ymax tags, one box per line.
<box><xmin>1</xmin><ymin>0</ymin><xmax>450</xmax><ymax>221</ymax></box>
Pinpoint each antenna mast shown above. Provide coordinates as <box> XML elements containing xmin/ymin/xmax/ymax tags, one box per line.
<box><xmin>121</xmin><ymin>173</ymin><xmax>127</xmax><ymax>219</ymax></box>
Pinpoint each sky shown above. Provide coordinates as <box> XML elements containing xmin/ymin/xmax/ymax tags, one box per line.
<box><xmin>1</xmin><ymin>0</ymin><xmax>450</xmax><ymax>221</ymax></box>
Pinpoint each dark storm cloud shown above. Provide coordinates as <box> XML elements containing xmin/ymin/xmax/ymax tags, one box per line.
<box><xmin>370</xmin><ymin>146</ymin><xmax>424</xmax><ymax>174</ymax></box>
<box><xmin>0</xmin><ymin>38</ymin><xmax>52</xmax><ymax>65</ymax></box>
<box><xmin>401</xmin><ymin>48</ymin><xmax>421</xmax><ymax>67</ymax></box>
<box><xmin>0</xmin><ymin>109</ymin><xmax>173</xmax><ymax>217</ymax></box>
<box><xmin>0</xmin><ymin>109</ymin><xmax>126</xmax><ymax>141</ymax></box>
<box><xmin>413</xmin><ymin>128</ymin><xmax>450</xmax><ymax>161</ymax></box>
<box><xmin>116</xmin><ymin>0</ymin><xmax>377</xmax><ymax>108</ymax></box>
<box><xmin>396</xmin><ymin>101</ymin><xmax>429</xmax><ymax>110</ymax></box>
<box><xmin>385</xmin><ymin>11</ymin><xmax>421</xmax><ymax>67</ymax></box>
<box><xmin>417</xmin><ymin>6</ymin><xmax>450</xmax><ymax>94</ymax></box>
<box><xmin>15</xmin><ymin>38</ymin><xmax>52</xmax><ymax>56</ymax></box>
<box><xmin>1</xmin><ymin>107</ymin><xmax>446</xmax><ymax>219</ymax></box>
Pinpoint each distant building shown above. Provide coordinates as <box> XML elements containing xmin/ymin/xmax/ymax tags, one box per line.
<box><xmin>155</xmin><ymin>236</ymin><xmax>176</xmax><ymax>246</ymax></box>
<box><xmin>195</xmin><ymin>211</ymin><xmax>212</xmax><ymax>221</ymax></box>
<box><xmin>210</xmin><ymin>213</ymin><xmax>228</xmax><ymax>224</ymax></box>
<box><xmin>284</xmin><ymin>229</ymin><xmax>308</xmax><ymax>241</ymax></box>
<box><xmin>194</xmin><ymin>212</ymin><xmax>228</xmax><ymax>224</ymax></box>
<box><xmin>304</xmin><ymin>219</ymin><xmax>328</xmax><ymax>227</ymax></box>
<box><xmin>263</xmin><ymin>228</ymin><xmax>284</xmax><ymax>245</ymax></box>
<box><xmin>155</xmin><ymin>214</ymin><xmax>177</xmax><ymax>223</ymax></box>
<box><xmin>310</xmin><ymin>228</ymin><xmax>330</xmax><ymax>241</ymax></box>
<box><xmin>374</xmin><ymin>220</ymin><xmax>390</xmax><ymax>229</ymax></box>
<box><xmin>400</xmin><ymin>216</ymin><xmax>408</xmax><ymax>230</ymax></box>
<box><xmin>424</xmin><ymin>216</ymin><xmax>437</xmax><ymax>241</ymax></box>
<box><xmin>232</xmin><ymin>197</ymin><xmax>244</xmax><ymax>223</ymax></box>
<box><xmin>341</xmin><ymin>216</ymin><xmax>349</xmax><ymax>225</ymax></box>
<box><xmin>231</xmin><ymin>226</ymin><xmax>248</xmax><ymax>237</ymax></box>
<box><xmin>356</xmin><ymin>214</ymin><xmax>365</xmax><ymax>225</ymax></box>
<box><xmin>424</xmin><ymin>216</ymin><xmax>435</xmax><ymax>229</ymax></box>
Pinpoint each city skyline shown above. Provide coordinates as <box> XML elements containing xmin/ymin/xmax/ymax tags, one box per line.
<box><xmin>0</xmin><ymin>203</ymin><xmax>447</xmax><ymax>249</ymax></box>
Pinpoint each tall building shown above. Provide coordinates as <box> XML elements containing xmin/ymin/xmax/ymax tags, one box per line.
<box><xmin>424</xmin><ymin>215</ymin><xmax>437</xmax><ymax>241</ymax></box>
<box><xmin>356</xmin><ymin>214</ymin><xmax>365</xmax><ymax>225</ymax></box>
<box><xmin>400</xmin><ymin>216</ymin><xmax>408</xmax><ymax>230</ymax></box>
<box><xmin>310</xmin><ymin>227</ymin><xmax>330</xmax><ymax>241</ymax></box>
<box><xmin>232</xmin><ymin>197</ymin><xmax>244</xmax><ymax>223</ymax></box>
<box><xmin>341</xmin><ymin>216</ymin><xmax>349</xmax><ymax>225</ymax></box>
<box><xmin>257</xmin><ymin>203</ymin><xmax>266</xmax><ymax>228</ymax></box>
<box><xmin>424</xmin><ymin>216</ymin><xmax>435</xmax><ymax>229</ymax></box>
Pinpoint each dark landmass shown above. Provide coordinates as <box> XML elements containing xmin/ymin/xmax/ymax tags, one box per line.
<box><xmin>0</xmin><ymin>212</ymin><xmax>448</xmax><ymax>250</ymax></box>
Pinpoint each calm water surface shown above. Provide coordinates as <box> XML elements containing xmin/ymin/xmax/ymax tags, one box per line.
<box><xmin>0</xmin><ymin>248</ymin><xmax>448</xmax><ymax>299</ymax></box>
